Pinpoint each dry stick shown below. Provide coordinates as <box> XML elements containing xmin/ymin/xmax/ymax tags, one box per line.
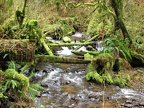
<box><xmin>102</xmin><ymin>81</ymin><xmax>106</xmax><ymax>108</ymax></box>
<box><xmin>86</xmin><ymin>34</ymin><xmax>99</xmax><ymax>42</ymax></box>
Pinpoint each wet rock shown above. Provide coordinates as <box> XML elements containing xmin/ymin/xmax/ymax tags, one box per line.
<box><xmin>125</xmin><ymin>99</ymin><xmax>133</xmax><ymax>104</ymax></box>
<box><xmin>62</xmin><ymin>80</ymin><xmax>71</xmax><ymax>85</ymax></box>
<box><xmin>34</xmin><ymin>71</ymin><xmax>46</xmax><ymax>79</ymax></box>
<box><xmin>76</xmin><ymin>102</ymin><xmax>98</xmax><ymax>108</ymax></box>
<box><xmin>88</xmin><ymin>93</ymin><xmax>100</xmax><ymax>102</ymax></box>
<box><xmin>88</xmin><ymin>93</ymin><xmax>98</xmax><ymax>98</ymax></box>
<box><xmin>123</xmin><ymin>103</ymin><xmax>135</xmax><ymax>108</ymax></box>
<box><xmin>68</xmin><ymin>103</ymin><xmax>75</xmax><ymax>108</ymax></box>
<box><xmin>139</xmin><ymin>101</ymin><xmax>144</xmax><ymax>106</ymax></box>
<box><xmin>86</xmin><ymin>45</ymin><xmax>95</xmax><ymax>51</ymax></box>
<box><xmin>71</xmin><ymin>95</ymin><xmax>79</xmax><ymax>101</ymax></box>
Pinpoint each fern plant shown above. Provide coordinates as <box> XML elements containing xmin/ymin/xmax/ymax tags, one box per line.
<box><xmin>28</xmin><ymin>84</ymin><xmax>44</xmax><ymax>101</ymax></box>
<box><xmin>8</xmin><ymin>60</ymin><xmax>16</xmax><ymax>70</ymax></box>
<box><xmin>102</xmin><ymin>36</ymin><xmax>132</xmax><ymax>61</ymax></box>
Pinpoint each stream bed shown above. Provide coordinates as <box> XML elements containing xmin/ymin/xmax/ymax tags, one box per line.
<box><xmin>33</xmin><ymin>32</ymin><xmax>144</xmax><ymax>108</ymax></box>
<box><xmin>33</xmin><ymin>62</ymin><xmax>144</xmax><ymax>108</ymax></box>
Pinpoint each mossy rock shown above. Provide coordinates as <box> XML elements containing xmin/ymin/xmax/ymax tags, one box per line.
<box><xmin>62</xmin><ymin>36</ymin><xmax>71</xmax><ymax>43</ymax></box>
<box><xmin>94</xmin><ymin>53</ymin><xmax>115</xmax><ymax>73</ymax></box>
<box><xmin>86</xmin><ymin>63</ymin><xmax>103</xmax><ymax>83</ymax></box>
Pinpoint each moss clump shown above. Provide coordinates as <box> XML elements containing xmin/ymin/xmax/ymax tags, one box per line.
<box><xmin>94</xmin><ymin>53</ymin><xmax>115</xmax><ymax>75</ymax></box>
<box><xmin>85</xmin><ymin>53</ymin><xmax>132</xmax><ymax>87</ymax></box>
<box><xmin>25</xmin><ymin>20</ymin><xmax>38</xmax><ymax>28</ymax></box>
<box><xmin>62</xmin><ymin>36</ymin><xmax>71</xmax><ymax>43</ymax></box>
<box><xmin>84</xmin><ymin>53</ymin><xmax>94</xmax><ymax>60</ymax></box>
<box><xmin>113</xmin><ymin>73</ymin><xmax>131</xmax><ymax>87</ymax></box>
<box><xmin>102</xmin><ymin>72</ymin><xmax>113</xmax><ymax>84</ymax></box>
<box><xmin>4</xmin><ymin>69</ymin><xmax>29</xmax><ymax>96</ymax></box>
<box><xmin>0</xmin><ymin>93</ymin><xmax>3</xmax><ymax>98</ymax></box>
<box><xmin>86</xmin><ymin>63</ymin><xmax>103</xmax><ymax>83</ymax></box>
<box><xmin>86</xmin><ymin>53</ymin><xmax>115</xmax><ymax>84</ymax></box>
<box><xmin>92</xmin><ymin>71</ymin><xmax>103</xmax><ymax>83</ymax></box>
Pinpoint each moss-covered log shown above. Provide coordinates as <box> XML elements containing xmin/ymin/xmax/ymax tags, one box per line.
<box><xmin>48</xmin><ymin>41</ymin><xmax>96</xmax><ymax>47</ymax></box>
<box><xmin>40</xmin><ymin>38</ymin><xmax>54</xmax><ymax>56</ymax></box>
<box><xmin>72</xmin><ymin>50</ymin><xmax>100</xmax><ymax>56</ymax></box>
<box><xmin>0</xmin><ymin>39</ymin><xmax>35</xmax><ymax>61</ymax></box>
<box><xmin>34</xmin><ymin>55</ymin><xmax>91</xmax><ymax>64</ymax></box>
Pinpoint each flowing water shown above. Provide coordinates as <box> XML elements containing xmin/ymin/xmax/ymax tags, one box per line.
<box><xmin>34</xmin><ymin>33</ymin><xmax>144</xmax><ymax>108</ymax></box>
<box><xmin>34</xmin><ymin>62</ymin><xmax>144</xmax><ymax>108</ymax></box>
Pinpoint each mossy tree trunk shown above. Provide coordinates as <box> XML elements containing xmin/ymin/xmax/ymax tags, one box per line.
<box><xmin>16</xmin><ymin>0</ymin><xmax>27</xmax><ymax>27</ymax></box>
<box><xmin>111</xmin><ymin>0</ymin><xmax>132</xmax><ymax>44</ymax></box>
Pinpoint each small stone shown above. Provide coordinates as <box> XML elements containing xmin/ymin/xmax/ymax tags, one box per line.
<box><xmin>121</xmin><ymin>103</ymin><xmax>125</xmax><ymax>106</ymax></box>
<box><xmin>139</xmin><ymin>101</ymin><xmax>144</xmax><ymax>106</ymax></box>
<box><xmin>90</xmin><ymin>98</ymin><xmax>96</xmax><ymax>101</ymax></box>
<box><xmin>125</xmin><ymin>99</ymin><xmax>133</xmax><ymax>104</ymax></box>
<box><xmin>124</xmin><ymin>104</ymin><xmax>134</xmax><ymax>107</ymax></box>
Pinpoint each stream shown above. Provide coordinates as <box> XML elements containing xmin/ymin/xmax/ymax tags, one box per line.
<box><xmin>34</xmin><ymin>62</ymin><xmax>144</xmax><ymax>108</ymax></box>
<box><xmin>33</xmin><ymin>33</ymin><xmax>144</xmax><ymax>108</ymax></box>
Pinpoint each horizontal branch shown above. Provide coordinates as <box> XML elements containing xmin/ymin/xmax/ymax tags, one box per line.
<box><xmin>48</xmin><ymin>41</ymin><xmax>95</xmax><ymax>47</ymax></box>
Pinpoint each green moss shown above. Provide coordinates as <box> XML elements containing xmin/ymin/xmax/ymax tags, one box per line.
<box><xmin>84</xmin><ymin>53</ymin><xmax>94</xmax><ymax>60</ymax></box>
<box><xmin>102</xmin><ymin>72</ymin><xmax>113</xmax><ymax>84</ymax></box>
<box><xmin>113</xmin><ymin>73</ymin><xmax>131</xmax><ymax>87</ymax></box>
<box><xmin>117</xmin><ymin>58</ymin><xmax>123</xmax><ymax>70</ymax></box>
<box><xmin>0</xmin><ymin>70</ymin><xmax>4</xmax><ymax>75</ymax></box>
<box><xmin>86</xmin><ymin>71</ymin><xmax>93</xmax><ymax>81</ymax></box>
<box><xmin>85</xmin><ymin>54</ymin><xmax>131</xmax><ymax>87</ymax></box>
<box><xmin>86</xmin><ymin>71</ymin><xmax>103</xmax><ymax>83</ymax></box>
<box><xmin>62</xmin><ymin>36</ymin><xmax>71</xmax><ymax>43</ymax></box>
<box><xmin>95</xmin><ymin>53</ymin><xmax>114</xmax><ymax>73</ymax></box>
<box><xmin>86</xmin><ymin>63</ymin><xmax>103</xmax><ymax>83</ymax></box>
<box><xmin>4</xmin><ymin>69</ymin><xmax>29</xmax><ymax>96</ymax></box>
<box><xmin>43</xmin><ymin>19</ymin><xmax>75</xmax><ymax>39</ymax></box>
<box><xmin>92</xmin><ymin>71</ymin><xmax>103</xmax><ymax>83</ymax></box>
<box><xmin>25</xmin><ymin>20</ymin><xmax>38</xmax><ymax>28</ymax></box>
<box><xmin>0</xmin><ymin>93</ymin><xmax>3</xmax><ymax>98</ymax></box>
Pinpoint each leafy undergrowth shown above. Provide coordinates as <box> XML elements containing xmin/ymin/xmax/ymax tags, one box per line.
<box><xmin>0</xmin><ymin>61</ymin><xmax>43</xmax><ymax>108</ymax></box>
<box><xmin>86</xmin><ymin>62</ymin><xmax>144</xmax><ymax>88</ymax></box>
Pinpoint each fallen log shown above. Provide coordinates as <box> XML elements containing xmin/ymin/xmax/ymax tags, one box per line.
<box><xmin>48</xmin><ymin>41</ymin><xmax>96</xmax><ymax>47</ymax></box>
<box><xmin>40</xmin><ymin>38</ymin><xmax>54</xmax><ymax>56</ymax></box>
<box><xmin>34</xmin><ymin>55</ymin><xmax>91</xmax><ymax>64</ymax></box>
<box><xmin>0</xmin><ymin>39</ymin><xmax>35</xmax><ymax>62</ymax></box>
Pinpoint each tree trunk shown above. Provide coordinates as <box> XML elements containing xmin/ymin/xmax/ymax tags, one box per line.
<box><xmin>111</xmin><ymin>0</ymin><xmax>132</xmax><ymax>44</ymax></box>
